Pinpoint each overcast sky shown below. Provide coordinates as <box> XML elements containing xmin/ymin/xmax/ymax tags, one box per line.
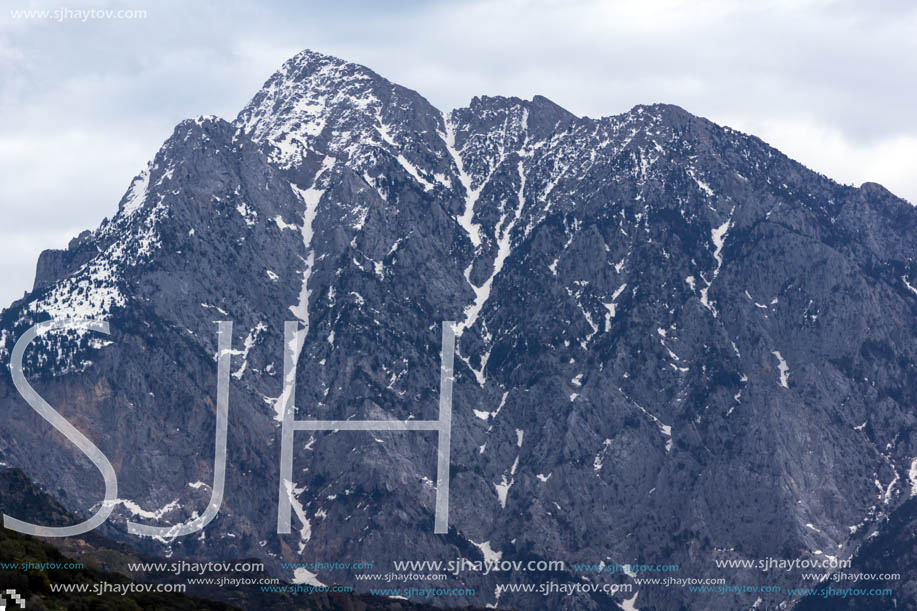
<box><xmin>1</xmin><ymin>0</ymin><xmax>915</xmax><ymax>308</ymax></box>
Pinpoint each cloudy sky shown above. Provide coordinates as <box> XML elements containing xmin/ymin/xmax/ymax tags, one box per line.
<box><xmin>1</xmin><ymin>0</ymin><xmax>915</xmax><ymax>307</ymax></box>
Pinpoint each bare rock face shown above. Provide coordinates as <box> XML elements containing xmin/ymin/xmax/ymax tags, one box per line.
<box><xmin>0</xmin><ymin>50</ymin><xmax>915</xmax><ymax>610</ymax></box>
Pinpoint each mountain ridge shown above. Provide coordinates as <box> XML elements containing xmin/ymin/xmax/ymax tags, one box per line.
<box><xmin>9</xmin><ymin>49</ymin><xmax>911</xmax><ymax>316</ymax></box>
<box><xmin>0</xmin><ymin>49</ymin><xmax>914</xmax><ymax>611</ymax></box>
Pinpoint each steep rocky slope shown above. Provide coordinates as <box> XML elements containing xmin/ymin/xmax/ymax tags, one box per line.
<box><xmin>0</xmin><ymin>50</ymin><xmax>914</xmax><ymax>610</ymax></box>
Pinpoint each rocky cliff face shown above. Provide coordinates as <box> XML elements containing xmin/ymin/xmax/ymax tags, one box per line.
<box><xmin>0</xmin><ymin>50</ymin><xmax>915</xmax><ymax>610</ymax></box>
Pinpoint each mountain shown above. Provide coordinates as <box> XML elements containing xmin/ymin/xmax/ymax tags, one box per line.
<box><xmin>0</xmin><ymin>49</ymin><xmax>915</xmax><ymax>610</ymax></box>
<box><xmin>0</xmin><ymin>468</ymin><xmax>488</xmax><ymax>611</ymax></box>
<box><xmin>0</xmin><ymin>468</ymin><xmax>238</xmax><ymax>610</ymax></box>
<box><xmin>796</xmin><ymin>495</ymin><xmax>917</xmax><ymax>611</ymax></box>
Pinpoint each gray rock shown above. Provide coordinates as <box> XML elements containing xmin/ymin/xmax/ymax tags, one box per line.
<box><xmin>0</xmin><ymin>49</ymin><xmax>914</xmax><ymax>610</ymax></box>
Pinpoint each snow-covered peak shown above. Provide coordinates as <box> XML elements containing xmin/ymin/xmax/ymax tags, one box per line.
<box><xmin>16</xmin><ymin>115</ymin><xmax>245</xmax><ymax>336</ymax></box>
<box><xmin>234</xmin><ymin>49</ymin><xmax>377</xmax><ymax>144</ymax></box>
<box><xmin>233</xmin><ymin>49</ymin><xmax>446</xmax><ymax>177</ymax></box>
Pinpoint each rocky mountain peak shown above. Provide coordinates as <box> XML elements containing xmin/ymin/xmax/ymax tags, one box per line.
<box><xmin>1</xmin><ymin>49</ymin><xmax>915</xmax><ymax>611</ymax></box>
<box><xmin>234</xmin><ymin>49</ymin><xmax>447</xmax><ymax>182</ymax></box>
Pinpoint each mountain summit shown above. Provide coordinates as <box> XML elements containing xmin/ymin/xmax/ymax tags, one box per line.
<box><xmin>1</xmin><ymin>50</ymin><xmax>915</xmax><ymax>610</ymax></box>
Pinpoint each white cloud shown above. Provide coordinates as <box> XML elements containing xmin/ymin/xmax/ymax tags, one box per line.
<box><xmin>0</xmin><ymin>228</ymin><xmax>84</xmax><ymax>306</ymax></box>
